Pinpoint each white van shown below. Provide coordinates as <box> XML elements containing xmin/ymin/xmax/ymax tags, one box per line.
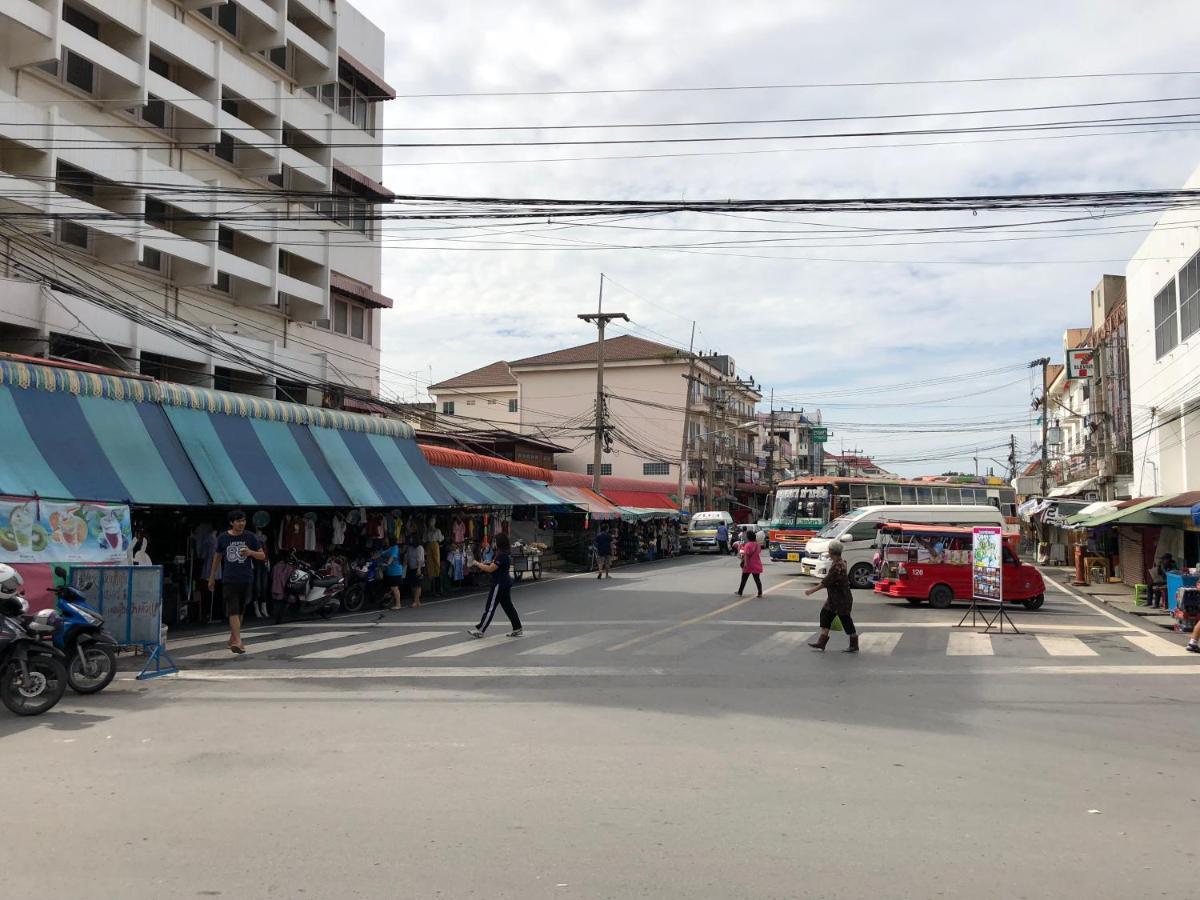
<box><xmin>688</xmin><ymin>511</ymin><xmax>734</xmax><ymax>553</ymax></box>
<box><xmin>799</xmin><ymin>505</ymin><xmax>1004</xmax><ymax>588</ymax></box>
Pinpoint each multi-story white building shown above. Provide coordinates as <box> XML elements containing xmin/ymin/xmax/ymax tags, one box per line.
<box><xmin>430</xmin><ymin>335</ymin><xmax>765</xmax><ymax>510</ymax></box>
<box><xmin>0</xmin><ymin>0</ymin><xmax>392</xmax><ymax>403</ymax></box>
<box><xmin>1128</xmin><ymin>159</ymin><xmax>1200</xmax><ymax>496</ymax></box>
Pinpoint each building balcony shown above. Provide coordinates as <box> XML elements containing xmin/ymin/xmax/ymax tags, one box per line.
<box><xmin>59</xmin><ymin>22</ymin><xmax>144</xmax><ymax>104</ymax></box>
<box><xmin>286</xmin><ymin>21</ymin><xmax>334</xmax><ymax>83</ymax></box>
<box><xmin>0</xmin><ymin>0</ymin><xmax>56</xmax><ymax>68</ymax></box>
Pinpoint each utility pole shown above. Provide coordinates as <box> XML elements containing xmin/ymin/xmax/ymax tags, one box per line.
<box><xmin>1030</xmin><ymin>357</ymin><xmax>1051</xmax><ymax>497</ymax></box>
<box><xmin>677</xmin><ymin>322</ymin><xmax>697</xmax><ymax>514</ymax></box>
<box><xmin>1008</xmin><ymin>434</ymin><xmax>1018</xmax><ymax>482</ymax></box>
<box><xmin>578</xmin><ymin>273</ymin><xmax>628</xmax><ymax>494</ymax></box>
<box><xmin>763</xmin><ymin>388</ymin><xmax>776</xmax><ymax>520</ymax></box>
<box><xmin>705</xmin><ymin>389</ymin><xmax>718</xmax><ymax>509</ymax></box>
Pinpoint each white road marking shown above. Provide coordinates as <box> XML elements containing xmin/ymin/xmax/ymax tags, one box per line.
<box><xmin>1121</xmin><ymin>634</ymin><xmax>1192</xmax><ymax>657</ymax></box>
<box><xmin>1035</xmin><ymin>635</ymin><xmax>1098</xmax><ymax>657</ymax></box>
<box><xmin>167</xmin><ymin>631</ymin><xmax>276</xmax><ymax>651</ymax></box>
<box><xmin>716</xmin><ymin>620</ymin><xmax>1134</xmax><ymax>632</ymax></box>
<box><xmin>295</xmin><ymin>631</ymin><xmax>450</xmax><ymax>660</ymax></box>
<box><xmin>633</xmin><ymin>628</ymin><xmax>723</xmax><ymax>655</ymax></box>
<box><xmin>1043</xmin><ymin>579</ymin><xmax>1164</xmax><ymax>638</ymax></box>
<box><xmin>519</xmin><ymin>630</ymin><xmax>632</xmax><ymax>656</ymax></box>
<box><xmin>184</xmin><ymin>632</ymin><xmax>359</xmax><ymax>661</ymax></box>
<box><xmin>741</xmin><ymin>631</ymin><xmax>814</xmax><ymax>657</ymax></box>
<box><xmin>409</xmin><ymin>631</ymin><xmax>546</xmax><ymax>658</ymax></box>
<box><xmin>1023</xmin><ymin>664</ymin><xmax>1200</xmax><ymax>675</ymax></box>
<box><xmin>857</xmin><ymin>632</ymin><xmax>902</xmax><ymax>654</ymax></box>
<box><xmin>947</xmin><ymin>632</ymin><xmax>994</xmax><ymax>656</ymax></box>
<box><xmin>171</xmin><ymin>666</ymin><xmax>666</xmax><ymax>680</ymax></box>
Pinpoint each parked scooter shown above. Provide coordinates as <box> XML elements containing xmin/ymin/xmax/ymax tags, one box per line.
<box><xmin>46</xmin><ymin>566</ymin><xmax>118</xmax><ymax>695</ymax></box>
<box><xmin>342</xmin><ymin>558</ymin><xmax>388</xmax><ymax>613</ymax></box>
<box><xmin>0</xmin><ymin>564</ymin><xmax>67</xmax><ymax>716</ymax></box>
<box><xmin>275</xmin><ymin>553</ymin><xmax>344</xmax><ymax>623</ymax></box>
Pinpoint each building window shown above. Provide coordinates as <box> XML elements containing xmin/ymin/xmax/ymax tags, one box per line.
<box><xmin>643</xmin><ymin>462</ymin><xmax>670</xmax><ymax>476</ymax></box>
<box><xmin>465</xmin><ymin>399</ymin><xmax>476</xmax><ymax>406</ymax></box>
<box><xmin>140</xmin><ymin>94</ymin><xmax>167</xmax><ymax>128</ymax></box>
<box><xmin>64</xmin><ymin>50</ymin><xmax>95</xmax><ymax>93</ymax></box>
<box><xmin>215</xmin><ymin>132</ymin><xmax>235</xmax><ymax>163</ymax></box>
<box><xmin>56</xmin><ymin>161</ymin><xmax>95</xmax><ymax>200</ymax></box>
<box><xmin>1154</xmin><ymin>279</ymin><xmax>1179</xmax><ymax>359</ymax></box>
<box><xmin>58</xmin><ymin>220</ymin><xmax>89</xmax><ymax>249</ymax></box>
<box><xmin>212</xmin><ymin>271</ymin><xmax>231</xmax><ymax>293</ymax></box>
<box><xmin>442</xmin><ymin>401</ymin><xmax>455</xmax><ymax>416</ymax></box>
<box><xmin>508</xmin><ymin>399</ymin><xmax>519</xmax><ymax>413</ymax></box>
<box><xmin>1180</xmin><ymin>251</ymin><xmax>1200</xmax><ymax>343</ymax></box>
<box><xmin>200</xmin><ymin>2</ymin><xmax>239</xmax><ymax>37</ymax></box>
<box><xmin>586</xmin><ymin>464</ymin><xmax>613</xmax><ymax>476</ymax></box>
<box><xmin>316</xmin><ymin>298</ymin><xmax>372</xmax><ymax>343</ymax></box>
<box><xmin>139</xmin><ymin>247</ymin><xmax>162</xmax><ymax>271</ymax></box>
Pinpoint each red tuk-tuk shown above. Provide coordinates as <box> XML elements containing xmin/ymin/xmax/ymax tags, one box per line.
<box><xmin>872</xmin><ymin>523</ymin><xmax>1046</xmax><ymax>610</ymax></box>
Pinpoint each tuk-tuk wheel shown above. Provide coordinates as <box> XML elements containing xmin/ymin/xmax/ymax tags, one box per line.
<box><xmin>1022</xmin><ymin>594</ymin><xmax>1045</xmax><ymax>611</ymax></box>
<box><xmin>928</xmin><ymin>584</ymin><xmax>954</xmax><ymax>609</ymax></box>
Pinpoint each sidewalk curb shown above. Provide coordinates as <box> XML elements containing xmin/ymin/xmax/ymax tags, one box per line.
<box><xmin>1040</xmin><ymin>568</ymin><xmax>1178</xmax><ymax>632</ymax></box>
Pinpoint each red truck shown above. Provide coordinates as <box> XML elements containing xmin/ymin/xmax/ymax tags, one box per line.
<box><xmin>872</xmin><ymin>523</ymin><xmax>1046</xmax><ymax>610</ymax></box>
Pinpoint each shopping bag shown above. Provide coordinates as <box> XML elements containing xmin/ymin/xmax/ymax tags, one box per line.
<box><xmin>829</xmin><ymin>615</ymin><xmax>844</xmax><ymax>632</ymax></box>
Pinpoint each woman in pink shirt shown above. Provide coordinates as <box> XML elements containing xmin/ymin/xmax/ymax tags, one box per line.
<box><xmin>736</xmin><ymin>530</ymin><xmax>764</xmax><ymax>597</ymax></box>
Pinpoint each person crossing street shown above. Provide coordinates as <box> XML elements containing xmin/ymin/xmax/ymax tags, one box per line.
<box><xmin>468</xmin><ymin>533</ymin><xmax>523</xmax><ymax>638</ymax></box>
<box><xmin>594</xmin><ymin>524</ymin><xmax>613</xmax><ymax>579</ymax></box>
<box><xmin>805</xmin><ymin>539</ymin><xmax>859</xmax><ymax>653</ymax></box>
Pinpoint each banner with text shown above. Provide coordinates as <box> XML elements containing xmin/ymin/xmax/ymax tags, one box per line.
<box><xmin>971</xmin><ymin>526</ymin><xmax>1003</xmax><ymax>603</ymax></box>
<box><xmin>0</xmin><ymin>497</ymin><xmax>131</xmax><ymax>564</ymax></box>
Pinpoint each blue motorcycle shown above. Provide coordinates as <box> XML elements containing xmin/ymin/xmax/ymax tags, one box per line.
<box><xmin>48</xmin><ymin>567</ymin><xmax>118</xmax><ymax>695</ymax></box>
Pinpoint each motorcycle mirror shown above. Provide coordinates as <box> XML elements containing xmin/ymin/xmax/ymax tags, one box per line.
<box><xmin>54</xmin><ymin>566</ymin><xmax>67</xmax><ymax>578</ymax></box>
<box><xmin>82</xmin><ymin>581</ymin><xmax>95</xmax><ymax>591</ymax></box>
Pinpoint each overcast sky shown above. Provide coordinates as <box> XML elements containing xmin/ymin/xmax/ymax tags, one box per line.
<box><xmin>354</xmin><ymin>0</ymin><xmax>1200</xmax><ymax>477</ymax></box>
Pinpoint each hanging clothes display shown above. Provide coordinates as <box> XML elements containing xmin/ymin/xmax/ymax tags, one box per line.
<box><xmin>331</xmin><ymin>514</ymin><xmax>347</xmax><ymax>546</ymax></box>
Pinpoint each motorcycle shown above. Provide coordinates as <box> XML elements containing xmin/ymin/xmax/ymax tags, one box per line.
<box><xmin>0</xmin><ymin>596</ymin><xmax>68</xmax><ymax>716</ymax></box>
<box><xmin>341</xmin><ymin>558</ymin><xmax>389</xmax><ymax>613</ymax></box>
<box><xmin>275</xmin><ymin>553</ymin><xmax>344</xmax><ymax>623</ymax></box>
<box><xmin>47</xmin><ymin>566</ymin><xmax>118</xmax><ymax>695</ymax></box>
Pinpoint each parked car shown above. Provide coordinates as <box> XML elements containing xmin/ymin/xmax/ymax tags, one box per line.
<box><xmin>688</xmin><ymin>511</ymin><xmax>734</xmax><ymax>553</ymax></box>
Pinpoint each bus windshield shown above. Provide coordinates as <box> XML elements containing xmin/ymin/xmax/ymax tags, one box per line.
<box><xmin>771</xmin><ymin>486</ymin><xmax>830</xmax><ymax>528</ymax></box>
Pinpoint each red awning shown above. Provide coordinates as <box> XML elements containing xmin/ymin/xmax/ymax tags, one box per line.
<box><xmin>603</xmin><ymin>490</ymin><xmax>680</xmax><ymax>511</ymax></box>
<box><xmin>333</xmin><ymin>162</ymin><xmax>394</xmax><ymax>201</ymax></box>
<box><xmin>337</xmin><ymin>48</ymin><xmax>396</xmax><ymax>101</ymax></box>
<box><xmin>330</xmin><ymin>271</ymin><xmax>393</xmax><ymax>309</ymax></box>
<box><xmin>548</xmin><ymin>485</ymin><xmax>621</xmax><ymax>520</ymax></box>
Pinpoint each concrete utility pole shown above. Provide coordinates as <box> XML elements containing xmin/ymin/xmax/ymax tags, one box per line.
<box><xmin>578</xmin><ymin>273</ymin><xmax>628</xmax><ymax>494</ymax></box>
<box><xmin>677</xmin><ymin>321</ymin><xmax>697</xmax><ymax>514</ymax></box>
<box><xmin>1008</xmin><ymin>434</ymin><xmax>1018</xmax><ymax>482</ymax></box>
<box><xmin>1030</xmin><ymin>357</ymin><xmax>1051</xmax><ymax>496</ymax></box>
<box><xmin>763</xmin><ymin>388</ymin><xmax>776</xmax><ymax>520</ymax></box>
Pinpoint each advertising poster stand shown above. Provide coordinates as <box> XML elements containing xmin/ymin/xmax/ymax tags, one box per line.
<box><xmin>956</xmin><ymin>526</ymin><xmax>1020</xmax><ymax>634</ymax></box>
<box><xmin>68</xmin><ymin>565</ymin><xmax>179</xmax><ymax>679</ymax></box>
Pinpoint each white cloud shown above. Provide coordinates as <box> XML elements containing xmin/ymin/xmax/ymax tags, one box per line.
<box><xmin>354</xmin><ymin>0</ymin><xmax>1200</xmax><ymax>474</ymax></box>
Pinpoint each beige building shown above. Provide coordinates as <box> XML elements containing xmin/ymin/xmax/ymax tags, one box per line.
<box><xmin>430</xmin><ymin>335</ymin><xmax>763</xmax><ymax>510</ymax></box>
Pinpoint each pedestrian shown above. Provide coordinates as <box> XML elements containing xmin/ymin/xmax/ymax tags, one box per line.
<box><xmin>736</xmin><ymin>529</ymin><xmax>764</xmax><ymax>597</ymax></box>
<box><xmin>1187</xmin><ymin>616</ymin><xmax>1200</xmax><ymax>653</ymax></box>
<box><xmin>594</xmin><ymin>524</ymin><xmax>613</xmax><ymax>579</ymax></box>
<box><xmin>404</xmin><ymin>538</ymin><xmax>425</xmax><ymax>609</ymax></box>
<box><xmin>716</xmin><ymin>521</ymin><xmax>729</xmax><ymax>555</ymax></box>
<box><xmin>804</xmin><ymin>539</ymin><xmax>858</xmax><ymax>653</ymax></box>
<box><xmin>467</xmin><ymin>533</ymin><xmax>523</xmax><ymax>638</ymax></box>
<box><xmin>207</xmin><ymin>510</ymin><xmax>266</xmax><ymax>654</ymax></box>
<box><xmin>376</xmin><ymin>538</ymin><xmax>405</xmax><ymax>610</ymax></box>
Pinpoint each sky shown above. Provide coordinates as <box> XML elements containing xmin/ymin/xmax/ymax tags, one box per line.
<box><xmin>352</xmin><ymin>0</ymin><xmax>1200</xmax><ymax>477</ymax></box>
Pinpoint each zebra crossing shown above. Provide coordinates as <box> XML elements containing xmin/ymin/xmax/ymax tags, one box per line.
<box><xmin>167</xmin><ymin>623</ymin><xmax>1195</xmax><ymax>667</ymax></box>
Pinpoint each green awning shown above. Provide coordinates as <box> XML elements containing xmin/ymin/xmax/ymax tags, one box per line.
<box><xmin>1072</xmin><ymin>496</ymin><xmax>1167</xmax><ymax>528</ymax></box>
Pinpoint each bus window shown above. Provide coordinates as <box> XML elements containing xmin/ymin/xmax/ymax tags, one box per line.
<box><xmin>850</xmin><ymin>483</ymin><xmax>868</xmax><ymax>507</ymax></box>
<box><xmin>885</xmin><ymin>485</ymin><xmax>902</xmax><ymax>504</ymax></box>
<box><xmin>901</xmin><ymin>486</ymin><xmax>917</xmax><ymax>503</ymax></box>
<box><xmin>867</xmin><ymin>484</ymin><xmax>885</xmax><ymax>505</ymax></box>
<box><xmin>932</xmin><ymin>486</ymin><xmax>947</xmax><ymax>503</ymax></box>
<box><xmin>917</xmin><ymin>486</ymin><xmax>932</xmax><ymax>503</ymax></box>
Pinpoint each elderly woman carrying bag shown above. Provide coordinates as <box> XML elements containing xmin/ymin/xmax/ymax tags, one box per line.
<box><xmin>805</xmin><ymin>539</ymin><xmax>859</xmax><ymax>653</ymax></box>
<box><xmin>736</xmin><ymin>529</ymin><xmax>764</xmax><ymax>597</ymax></box>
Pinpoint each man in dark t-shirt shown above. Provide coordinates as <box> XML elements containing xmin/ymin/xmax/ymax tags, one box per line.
<box><xmin>208</xmin><ymin>509</ymin><xmax>266</xmax><ymax>654</ymax></box>
<box><xmin>594</xmin><ymin>525</ymin><xmax>613</xmax><ymax>579</ymax></box>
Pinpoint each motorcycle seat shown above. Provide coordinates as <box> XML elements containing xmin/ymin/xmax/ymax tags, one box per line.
<box><xmin>312</xmin><ymin>576</ymin><xmax>342</xmax><ymax>588</ymax></box>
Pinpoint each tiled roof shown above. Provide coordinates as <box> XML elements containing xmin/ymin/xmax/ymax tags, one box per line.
<box><xmin>510</xmin><ymin>335</ymin><xmax>682</xmax><ymax>368</ymax></box>
<box><xmin>428</xmin><ymin>360</ymin><xmax>517</xmax><ymax>391</ymax></box>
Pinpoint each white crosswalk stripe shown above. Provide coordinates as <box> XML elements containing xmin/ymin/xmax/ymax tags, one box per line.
<box><xmin>184</xmin><ymin>632</ymin><xmax>359</xmax><ymax>660</ymax></box>
<box><xmin>634</xmin><ymin>629</ymin><xmax>723</xmax><ymax>655</ymax></box>
<box><xmin>168</xmin><ymin>631</ymin><xmax>276</xmax><ymax>651</ymax></box>
<box><xmin>1120</xmin><ymin>634</ymin><xmax>1192</xmax><ymax>657</ymax></box>
<box><xmin>946</xmin><ymin>632</ymin><xmax>994</xmax><ymax>656</ymax></box>
<box><xmin>519</xmin><ymin>630</ymin><xmax>632</xmax><ymax>656</ymax></box>
<box><xmin>410</xmin><ymin>631</ymin><xmax>546</xmax><ymax>658</ymax></box>
<box><xmin>295</xmin><ymin>631</ymin><xmax>449</xmax><ymax>660</ymax></box>
<box><xmin>857</xmin><ymin>632</ymin><xmax>902</xmax><ymax>654</ymax></box>
<box><xmin>1035</xmin><ymin>635</ymin><xmax>1098</xmax><ymax>657</ymax></box>
<box><xmin>741</xmin><ymin>631</ymin><xmax>814</xmax><ymax>657</ymax></box>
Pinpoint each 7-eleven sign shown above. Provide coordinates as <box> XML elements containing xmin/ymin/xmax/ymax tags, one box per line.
<box><xmin>1066</xmin><ymin>348</ymin><xmax>1094</xmax><ymax>380</ymax></box>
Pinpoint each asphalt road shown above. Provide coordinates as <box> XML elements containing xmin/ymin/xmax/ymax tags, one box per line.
<box><xmin>5</xmin><ymin>554</ymin><xmax>1197</xmax><ymax>899</ymax></box>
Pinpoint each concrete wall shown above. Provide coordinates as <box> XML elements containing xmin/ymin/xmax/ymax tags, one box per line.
<box><xmin>431</xmin><ymin>384</ymin><xmax>521</xmax><ymax>427</ymax></box>
<box><xmin>1127</xmin><ymin>159</ymin><xmax>1200</xmax><ymax>495</ymax></box>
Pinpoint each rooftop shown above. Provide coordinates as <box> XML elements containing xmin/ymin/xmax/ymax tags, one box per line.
<box><xmin>510</xmin><ymin>335</ymin><xmax>683</xmax><ymax>368</ymax></box>
<box><xmin>428</xmin><ymin>360</ymin><xmax>517</xmax><ymax>391</ymax></box>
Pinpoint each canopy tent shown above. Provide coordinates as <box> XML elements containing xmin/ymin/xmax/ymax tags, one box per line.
<box><xmin>418</xmin><ymin>445</ymin><xmax>574</xmax><ymax>510</ymax></box>
<box><xmin>1047</xmin><ymin>477</ymin><xmax>1099</xmax><ymax>499</ymax></box>
<box><xmin>0</xmin><ymin>358</ymin><xmax>454</xmax><ymax>508</ymax></box>
<box><xmin>546</xmin><ymin>484</ymin><xmax>621</xmax><ymax>520</ymax></box>
<box><xmin>1070</xmin><ymin>496</ymin><xmax>1167</xmax><ymax>528</ymax></box>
